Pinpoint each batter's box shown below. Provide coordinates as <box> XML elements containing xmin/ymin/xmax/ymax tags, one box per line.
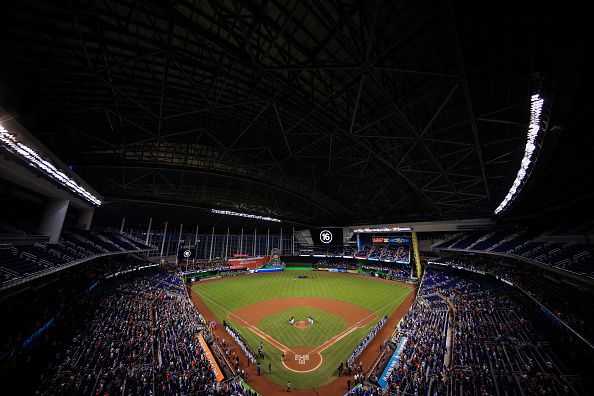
<box><xmin>294</xmin><ymin>354</ymin><xmax>310</xmax><ymax>365</ymax></box>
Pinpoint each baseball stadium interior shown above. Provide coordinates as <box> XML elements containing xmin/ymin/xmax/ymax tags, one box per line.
<box><xmin>1</xmin><ymin>1</ymin><xmax>593</xmax><ymax>395</ymax></box>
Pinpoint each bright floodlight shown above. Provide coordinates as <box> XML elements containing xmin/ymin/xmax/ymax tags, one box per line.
<box><xmin>211</xmin><ymin>209</ymin><xmax>281</xmax><ymax>222</ymax></box>
<box><xmin>0</xmin><ymin>123</ymin><xmax>101</xmax><ymax>206</ymax></box>
<box><xmin>494</xmin><ymin>94</ymin><xmax>544</xmax><ymax>215</ymax></box>
<box><xmin>353</xmin><ymin>227</ymin><xmax>412</xmax><ymax>233</ymax></box>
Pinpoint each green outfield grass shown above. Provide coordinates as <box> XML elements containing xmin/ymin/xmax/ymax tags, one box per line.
<box><xmin>192</xmin><ymin>271</ymin><xmax>412</xmax><ymax>389</ymax></box>
<box><xmin>257</xmin><ymin>306</ymin><xmax>347</xmax><ymax>348</ymax></box>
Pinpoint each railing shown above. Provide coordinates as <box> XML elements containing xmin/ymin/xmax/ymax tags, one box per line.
<box><xmin>487</xmin><ymin>232</ymin><xmax>519</xmax><ymax>252</ymax></box>
<box><xmin>426</xmin><ymin>259</ymin><xmax>594</xmax><ymax>350</ymax></box>
<box><xmin>121</xmin><ymin>231</ymin><xmax>157</xmax><ymax>249</ymax></box>
<box><xmin>0</xmin><ymin>246</ymin><xmax>155</xmax><ymax>291</ymax></box>
<box><xmin>38</xmin><ymin>258</ymin><xmax>53</xmax><ymax>267</ymax></box>
<box><xmin>430</xmin><ymin>232</ymin><xmax>463</xmax><ymax>249</ymax></box>
<box><xmin>21</xmin><ymin>252</ymin><xmax>37</xmax><ymax>261</ymax></box>
<box><xmin>468</xmin><ymin>232</ymin><xmax>494</xmax><ymax>250</ymax></box>
<box><xmin>434</xmin><ymin>245</ymin><xmax>593</xmax><ymax>284</ymax></box>
<box><xmin>0</xmin><ymin>233</ymin><xmax>49</xmax><ymax>245</ymax></box>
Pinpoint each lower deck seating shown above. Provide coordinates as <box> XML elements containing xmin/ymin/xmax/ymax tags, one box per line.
<box><xmin>39</xmin><ymin>270</ymin><xmax>250</xmax><ymax>396</ymax></box>
<box><xmin>378</xmin><ymin>267</ymin><xmax>586</xmax><ymax>395</ymax></box>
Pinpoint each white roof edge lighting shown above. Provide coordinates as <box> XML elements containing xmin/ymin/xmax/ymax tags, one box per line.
<box><xmin>0</xmin><ymin>123</ymin><xmax>102</xmax><ymax>206</ymax></box>
<box><xmin>494</xmin><ymin>93</ymin><xmax>545</xmax><ymax>215</ymax></box>
<box><xmin>211</xmin><ymin>209</ymin><xmax>281</xmax><ymax>222</ymax></box>
<box><xmin>353</xmin><ymin>226</ymin><xmax>412</xmax><ymax>233</ymax></box>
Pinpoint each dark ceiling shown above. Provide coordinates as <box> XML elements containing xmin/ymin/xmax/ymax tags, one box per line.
<box><xmin>0</xmin><ymin>0</ymin><xmax>592</xmax><ymax>228</ymax></box>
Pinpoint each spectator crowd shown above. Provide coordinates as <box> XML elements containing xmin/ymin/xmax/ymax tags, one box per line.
<box><xmin>36</xmin><ymin>269</ymin><xmax>257</xmax><ymax>395</ymax></box>
<box><xmin>376</xmin><ymin>267</ymin><xmax>585</xmax><ymax>395</ymax></box>
<box><xmin>4</xmin><ymin>252</ymin><xmax>588</xmax><ymax>396</ymax></box>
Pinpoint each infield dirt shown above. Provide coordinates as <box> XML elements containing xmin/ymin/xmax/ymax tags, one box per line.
<box><xmin>227</xmin><ymin>297</ymin><xmax>376</xmax><ymax>373</ymax></box>
<box><xmin>189</xmin><ymin>273</ymin><xmax>416</xmax><ymax>395</ymax></box>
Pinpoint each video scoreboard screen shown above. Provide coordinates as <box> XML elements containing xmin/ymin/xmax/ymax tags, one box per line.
<box><xmin>372</xmin><ymin>236</ymin><xmax>410</xmax><ymax>244</ymax></box>
<box><xmin>178</xmin><ymin>247</ymin><xmax>197</xmax><ymax>260</ymax></box>
<box><xmin>310</xmin><ymin>228</ymin><xmax>343</xmax><ymax>246</ymax></box>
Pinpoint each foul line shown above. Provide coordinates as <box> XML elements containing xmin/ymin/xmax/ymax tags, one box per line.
<box><xmin>306</xmin><ymin>298</ymin><xmax>400</xmax><ymax>355</ymax></box>
<box><xmin>197</xmin><ymin>290</ymin><xmax>411</xmax><ymax>371</ymax></box>
<box><xmin>198</xmin><ymin>294</ymin><xmax>299</xmax><ymax>356</ymax></box>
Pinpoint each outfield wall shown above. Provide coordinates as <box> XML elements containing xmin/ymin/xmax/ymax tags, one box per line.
<box><xmin>225</xmin><ymin>256</ymin><xmax>270</xmax><ymax>268</ymax></box>
<box><xmin>283</xmin><ymin>255</ymin><xmax>409</xmax><ymax>267</ymax></box>
<box><xmin>253</xmin><ymin>267</ymin><xmax>284</xmax><ymax>273</ymax></box>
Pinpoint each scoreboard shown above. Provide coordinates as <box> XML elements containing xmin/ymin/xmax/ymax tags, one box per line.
<box><xmin>310</xmin><ymin>228</ymin><xmax>344</xmax><ymax>246</ymax></box>
<box><xmin>372</xmin><ymin>236</ymin><xmax>410</xmax><ymax>244</ymax></box>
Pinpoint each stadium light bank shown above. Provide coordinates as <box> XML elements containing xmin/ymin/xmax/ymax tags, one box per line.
<box><xmin>494</xmin><ymin>93</ymin><xmax>545</xmax><ymax>215</ymax></box>
<box><xmin>0</xmin><ymin>123</ymin><xmax>102</xmax><ymax>206</ymax></box>
<box><xmin>354</xmin><ymin>227</ymin><xmax>412</xmax><ymax>233</ymax></box>
<box><xmin>211</xmin><ymin>209</ymin><xmax>281</xmax><ymax>222</ymax></box>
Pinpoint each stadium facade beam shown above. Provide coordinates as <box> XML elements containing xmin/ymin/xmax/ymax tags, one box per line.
<box><xmin>145</xmin><ymin>217</ymin><xmax>152</xmax><ymax>245</ymax></box>
<box><xmin>160</xmin><ymin>221</ymin><xmax>168</xmax><ymax>257</ymax></box>
<box><xmin>448</xmin><ymin>6</ymin><xmax>492</xmax><ymax>207</ymax></box>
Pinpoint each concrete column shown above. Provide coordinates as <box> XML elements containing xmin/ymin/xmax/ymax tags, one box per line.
<box><xmin>38</xmin><ymin>198</ymin><xmax>69</xmax><ymax>244</ymax></box>
<box><xmin>145</xmin><ymin>218</ymin><xmax>153</xmax><ymax>245</ymax></box>
<box><xmin>225</xmin><ymin>228</ymin><xmax>230</xmax><ymax>259</ymax></box>
<box><xmin>166</xmin><ymin>233</ymin><xmax>171</xmax><ymax>257</ymax></box>
<box><xmin>76</xmin><ymin>208</ymin><xmax>94</xmax><ymax>230</ymax></box>
<box><xmin>177</xmin><ymin>224</ymin><xmax>183</xmax><ymax>248</ymax></box>
<box><xmin>209</xmin><ymin>227</ymin><xmax>215</xmax><ymax>260</ymax></box>
<box><xmin>176</xmin><ymin>224</ymin><xmax>183</xmax><ymax>265</ymax></box>
<box><xmin>120</xmin><ymin>218</ymin><xmax>126</xmax><ymax>234</ymax></box>
<box><xmin>146</xmin><ymin>225</ymin><xmax>154</xmax><ymax>259</ymax></box>
<box><xmin>160</xmin><ymin>221</ymin><xmax>168</xmax><ymax>257</ymax></box>
<box><xmin>239</xmin><ymin>228</ymin><xmax>244</xmax><ymax>254</ymax></box>
<box><xmin>253</xmin><ymin>228</ymin><xmax>257</xmax><ymax>257</ymax></box>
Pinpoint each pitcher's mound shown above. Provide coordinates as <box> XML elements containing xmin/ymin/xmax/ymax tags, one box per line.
<box><xmin>294</xmin><ymin>320</ymin><xmax>310</xmax><ymax>329</ymax></box>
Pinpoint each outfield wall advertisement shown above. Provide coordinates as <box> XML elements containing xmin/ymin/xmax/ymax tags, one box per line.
<box><xmin>315</xmin><ymin>267</ymin><xmax>356</xmax><ymax>273</ymax></box>
<box><xmin>252</xmin><ymin>267</ymin><xmax>284</xmax><ymax>273</ymax></box>
<box><xmin>372</xmin><ymin>236</ymin><xmax>411</xmax><ymax>244</ymax></box>
<box><xmin>378</xmin><ymin>336</ymin><xmax>408</xmax><ymax>389</ymax></box>
<box><xmin>225</xmin><ymin>256</ymin><xmax>270</xmax><ymax>268</ymax></box>
<box><xmin>197</xmin><ymin>334</ymin><xmax>224</xmax><ymax>383</ymax></box>
<box><xmin>300</xmin><ymin>253</ymin><xmax>410</xmax><ymax>264</ymax></box>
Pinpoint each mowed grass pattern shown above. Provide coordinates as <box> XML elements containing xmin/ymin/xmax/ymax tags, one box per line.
<box><xmin>192</xmin><ymin>271</ymin><xmax>411</xmax><ymax>389</ymax></box>
<box><xmin>257</xmin><ymin>306</ymin><xmax>347</xmax><ymax>348</ymax></box>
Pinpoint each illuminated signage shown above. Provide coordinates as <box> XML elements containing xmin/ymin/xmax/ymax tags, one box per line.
<box><xmin>372</xmin><ymin>237</ymin><xmax>411</xmax><ymax>244</ymax></box>
<box><xmin>354</xmin><ymin>227</ymin><xmax>411</xmax><ymax>233</ymax></box>
<box><xmin>320</xmin><ymin>229</ymin><xmax>333</xmax><ymax>244</ymax></box>
<box><xmin>211</xmin><ymin>209</ymin><xmax>281</xmax><ymax>222</ymax></box>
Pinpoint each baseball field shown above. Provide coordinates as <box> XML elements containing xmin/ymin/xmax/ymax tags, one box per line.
<box><xmin>191</xmin><ymin>271</ymin><xmax>412</xmax><ymax>389</ymax></box>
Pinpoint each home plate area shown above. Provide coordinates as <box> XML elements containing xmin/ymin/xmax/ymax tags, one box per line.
<box><xmin>295</xmin><ymin>354</ymin><xmax>309</xmax><ymax>364</ymax></box>
<box><xmin>283</xmin><ymin>347</ymin><xmax>323</xmax><ymax>372</ymax></box>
